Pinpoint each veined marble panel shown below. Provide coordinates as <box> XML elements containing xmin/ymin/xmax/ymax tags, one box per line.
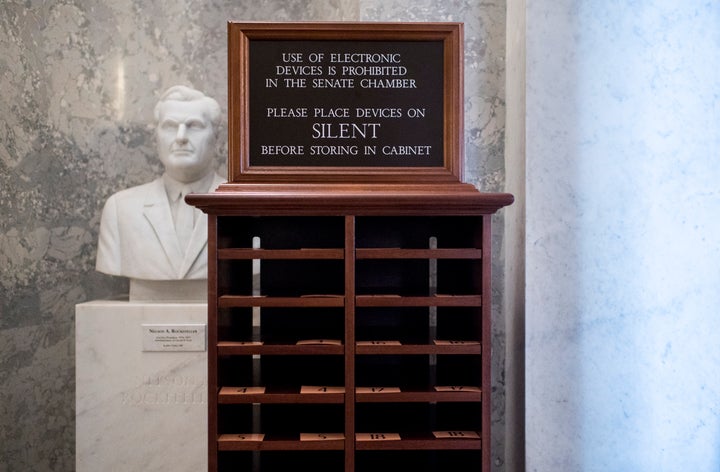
<box><xmin>1</xmin><ymin>2</ymin><xmax>360</xmax><ymax>470</ymax></box>
<box><xmin>1</xmin><ymin>1</ymin><xmax>508</xmax><ymax>470</ymax></box>
<box><xmin>75</xmin><ymin>301</ymin><xmax>207</xmax><ymax>472</ymax></box>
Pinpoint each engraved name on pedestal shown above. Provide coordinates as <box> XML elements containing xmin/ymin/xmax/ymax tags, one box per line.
<box><xmin>120</xmin><ymin>371</ymin><xmax>207</xmax><ymax>407</ymax></box>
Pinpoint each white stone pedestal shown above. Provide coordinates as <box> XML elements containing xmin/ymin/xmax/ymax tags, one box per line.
<box><xmin>76</xmin><ymin>300</ymin><xmax>207</xmax><ymax>472</ymax></box>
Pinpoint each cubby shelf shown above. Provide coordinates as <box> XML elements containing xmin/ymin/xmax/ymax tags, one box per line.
<box><xmin>188</xmin><ymin>187</ymin><xmax>512</xmax><ymax>472</ymax></box>
<box><xmin>355</xmin><ymin>389</ymin><xmax>482</xmax><ymax>403</ymax></box>
<box><xmin>218</xmin><ymin>295</ymin><xmax>345</xmax><ymax>308</ymax></box>
<box><xmin>218</xmin><ymin>435</ymin><xmax>345</xmax><ymax>451</ymax></box>
<box><xmin>355</xmin><ymin>344</ymin><xmax>481</xmax><ymax>355</ymax></box>
<box><xmin>355</xmin><ymin>295</ymin><xmax>482</xmax><ymax>307</ymax></box>
<box><xmin>355</xmin><ymin>436</ymin><xmax>482</xmax><ymax>451</ymax></box>
<box><xmin>217</xmin><ymin>387</ymin><xmax>482</xmax><ymax>404</ymax></box>
<box><xmin>218</xmin><ymin>248</ymin><xmax>344</xmax><ymax>259</ymax></box>
<box><xmin>355</xmin><ymin>248</ymin><xmax>482</xmax><ymax>259</ymax></box>
<box><xmin>219</xmin><ymin>387</ymin><xmax>345</xmax><ymax>404</ymax></box>
<box><xmin>217</xmin><ymin>342</ymin><xmax>344</xmax><ymax>356</ymax></box>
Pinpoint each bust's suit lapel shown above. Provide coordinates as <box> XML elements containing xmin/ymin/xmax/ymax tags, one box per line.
<box><xmin>143</xmin><ymin>178</ymin><xmax>184</xmax><ymax>276</ymax></box>
<box><xmin>178</xmin><ymin>173</ymin><xmax>225</xmax><ymax>278</ymax></box>
<box><xmin>180</xmin><ymin>211</ymin><xmax>208</xmax><ymax>277</ymax></box>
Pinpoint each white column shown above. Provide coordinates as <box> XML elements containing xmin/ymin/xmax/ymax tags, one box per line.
<box><xmin>525</xmin><ymin>1</ymin><xmax>720</xmax><ymax>470</ymax></box>
<box><xmin>504</xmin><ymin>0</ymin><xmax>526</xmax><ymax>470</ymax></box>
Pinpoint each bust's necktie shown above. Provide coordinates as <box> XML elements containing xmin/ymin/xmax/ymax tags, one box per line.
<box><xmin>176</xmin><ymin>189</ymin><xmax>194</xmax><ymax>251</ymax></box>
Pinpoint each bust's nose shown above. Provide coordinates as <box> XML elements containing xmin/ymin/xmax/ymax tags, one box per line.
<box><xmin>175</xmin><ymin>123</ymin><xmax>188</xmax><ymax>143</ymax></box>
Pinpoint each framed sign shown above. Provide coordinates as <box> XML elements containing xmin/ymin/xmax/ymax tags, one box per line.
<box><xmin>227</xmin><ymin>22</ymin><xmax>464</xmax><ymax>184</ymax></box>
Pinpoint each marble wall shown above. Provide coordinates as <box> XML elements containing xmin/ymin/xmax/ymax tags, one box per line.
<box><xmin>525</xmin><ymin>1</ymin><xmax>720</xmax><ymax>470</ymax></box>
<box><xmin>0</xmin><ymin>1</ymin><xmax>508</xmax><ymax>470</ymax></box>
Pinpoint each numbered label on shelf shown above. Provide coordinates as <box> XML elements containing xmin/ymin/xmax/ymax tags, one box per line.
<box><xmin>300</xmin><ymin>433</ymin><xmax>344</xmax><ymax>441</ymax></box>
<box><xmin>433</xmin><ymin>340</ymin><xmax>481</xmax><ymax>346</ymax></box>
<box><xmin>356</xmin><ymin>387</ymin><xmax>401</xmax><ymax>394</ymax></box>
<box><xmin>300</xmin><ymin>386</ymin><xmax>345</xmax><ymax>394</ymax></box>
<box><xmin>233</xmin><ymin>434</ymin><xmax>265</xmax><ymax>442</ymax></box>
<box><xmin>356</xmin><ymin>340</ymin><xmax>402</xmax><ymax>346</ymax></box>
<box><xmin>357</xmin><ymin>433</ymin><xmax>401</xmax><ymax>441</ymax></box>
<box><xmin>232</xmin><ymin>386</ymin><xmax>266</xmax><ymax>394</ymax></box>
<box><xmin>432</xmin><ymin>431</ymin><xmax>481</xmax><ymax>439</ymax></box>
<box><xmin>296</xmin><ymin>339</ymin><xmax>343</xmax><ymax>345</ymax></box>
<box><xmin>434</xmin><ymin>386</ymin><xmax>482</xmax><ymax>392</ymax></box>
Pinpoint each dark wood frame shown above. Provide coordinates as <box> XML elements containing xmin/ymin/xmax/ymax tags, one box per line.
<box><xmin>227</xmin><ymin>22</ymin><xmax>464</xmax><ymax>184</ymax></box>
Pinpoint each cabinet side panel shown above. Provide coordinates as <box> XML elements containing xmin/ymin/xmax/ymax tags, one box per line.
<box><xmin>208</xmin><ymin>215</ymin><xmax>219</xmax><ymax>472</ymax></box>
<box><xmin>480</xmin><ymin>215</ymin><xmax>492</xmax><ymax>471</ymax></box>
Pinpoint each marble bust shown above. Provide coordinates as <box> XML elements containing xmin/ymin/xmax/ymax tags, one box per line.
<box><xmin>96</xmin><ymin>85</ymin><xmax>225</xmax><ymax>299</ymax></box>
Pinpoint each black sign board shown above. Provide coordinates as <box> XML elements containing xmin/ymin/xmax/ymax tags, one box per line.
<box><xmin>228</xmin><ymin>22</ymin><xmax>464</xmax><ymax>184</ymax></box>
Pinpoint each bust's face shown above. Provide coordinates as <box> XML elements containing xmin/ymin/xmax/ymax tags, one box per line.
<box><xmin>156</xmin><ymin>99</ymin><xmax>216</xmax><ymax>183</ymax></box>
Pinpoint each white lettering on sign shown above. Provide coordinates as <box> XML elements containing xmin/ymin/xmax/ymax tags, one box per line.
<box><xmin>253</xmin><ymin>43</ymin><xmax>440</xmax><ymax>165</ymax></box>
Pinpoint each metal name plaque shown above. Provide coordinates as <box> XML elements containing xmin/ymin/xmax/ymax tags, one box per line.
<box><xmin>142</xmin><ymin>324</ymin><xmax>207</xmax><ymax>352</ymax></box>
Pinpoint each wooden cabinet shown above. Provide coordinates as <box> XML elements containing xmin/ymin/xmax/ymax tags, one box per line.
<box><xmin>188</xmin><ymin>185</ymin><xmax>513</xmax><ymax>472</ymax></box>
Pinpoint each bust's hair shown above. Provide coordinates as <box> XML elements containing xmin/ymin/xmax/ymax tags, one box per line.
<box><xmin>154</xmin><ymin>85</ymin><xmax>221</xmax><ymax>126</ymax></box>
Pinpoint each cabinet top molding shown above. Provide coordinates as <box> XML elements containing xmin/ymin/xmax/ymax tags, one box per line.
<box><xmin>187</xmin><ymin>184</ymin><xmax>514</xmax><ymax>216</ymax></box>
